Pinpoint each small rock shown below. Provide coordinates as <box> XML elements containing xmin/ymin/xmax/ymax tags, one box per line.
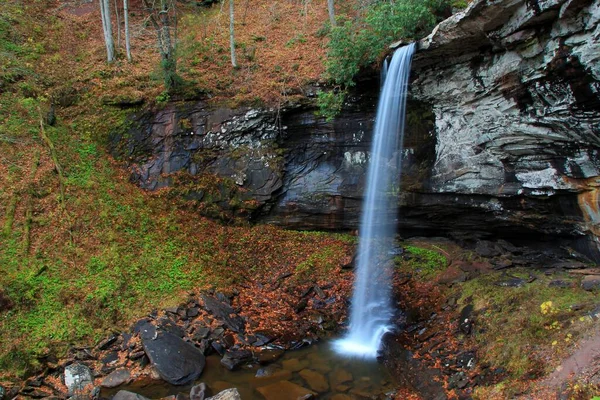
<box><xmin>495</xmin><ymin>277</ymin><xmax>525</xmax><ymax>288</ymax></box>
<box><xmin>282</xmin><ymin>358</ymin><xmax>307</xmax><ymax>372</ymax></box>
<box><xmin>459</xmin><ymin>305</ymin><xmax>474</xmax><ymax>335</ymax></box>
<box><xmin>222</xmin><ymin>334</ymin><xmax>235</xmax><ymax>349</ymax></box>
<box><xmin>549</xmin><ymin>279</ymin><xmax>572</xmax><ymax>288</ymax></box>
<box><xmin>192</xmin><ymin>326</ymin><xmax>211</xmax><ymax>341</ymax></box>
<box><xmin>294</xmin><ymin>298</ymin><xmax>308</xmax><ymax>313</ymax></box>
<box><xmin>97</xmin><ymin>334</ymin><xmax>119</xmax><ymax>350</ymax></box>
<box><xmin>581</xmin><ymin>275</ymin><xmax>600</xmax><ymax>291</ymax></box>
<box><xmin>187</xmin><ymin>307</ymin><xmax>200</xmax><ymax>318</ymax></box>
<box><xmin>206</xmin><ymin>388</ymin><xmax>241</xmax><ymax>400</ymax></box>
<box><xmin>329</xmin><ymin>368</ymin><xmax>353</xmax><ymax>388</ymax></box>
<box><xmin>190</xmin><ymin>382</ymin><xmax>207</xmax><ymax>400</ymax></box>
<box><xmin>255</xmin><ymin>349</ymin><xmax>284</xmax><ymax>364</ymax></box>
<box><xmin>456</xmin><ymin>351</ymin><xmax>476</xmax><ymax>369</ymax></box>
<box><xmin>299</xmin><ymin>369</ymin><xmax>329</xmax><ymax>393</ymax></box>
<box><xmin>256</xmin><ymin>381</ymin><xmax>315</xmax><ymax>400</ymax></box>
<box><xmin>112</xmin><ymin>390</ymin><xmax>152</xmax><ymax>400</ymax></box>
<box><xmin>64</xmin><ymin>363</ymin><xmax>93</xmax><ymax>395</ymax></box>
<box><xmin>255</xmin><ymin>367</ymin><xmax>292</xmax><ymax>382</ymax></box>
<box><xmin>220</xmin><ymin>350</ymin><xmax>253</xmax><ymax>371</ymax></box>
<box><xmin>100</xmin><ymin>369</ymin><xmax>131</xmax><ymax>388</ymax></box>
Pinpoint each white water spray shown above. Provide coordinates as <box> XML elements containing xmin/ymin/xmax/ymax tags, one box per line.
<box><xmin>334</xmin><ymin>44</ymin><xmax>415</xmax><ymax>358</ymax></box>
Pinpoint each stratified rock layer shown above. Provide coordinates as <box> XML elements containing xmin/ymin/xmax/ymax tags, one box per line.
<box><xmin>410</xmin><ymin>0</ymin><xmax>600</xmax><ymax>256</ymax></box>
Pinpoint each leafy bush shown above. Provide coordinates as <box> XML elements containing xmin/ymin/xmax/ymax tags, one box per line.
<box><xmin>315</xmin><ymin>89</ymin><xmax>346</xmax><ymax>122</ymax></box>
<box><xmin>325</xmin><ymin>0</ymin><xmax>450</xmax><ymax>88</ymax></box>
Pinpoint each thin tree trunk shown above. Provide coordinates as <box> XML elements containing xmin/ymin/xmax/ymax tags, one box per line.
<box><xmin>229</xmin><ymin>0</ymin><xmax>237</xmax><ymax>68</ymax></box>
<box><xmin>328</xmin><ymin>0</ymin><xmax>336</xmax><ymax>26</ymax></box>
<box><xmin>124</xmin><ymin>0</ymin><xmax>132</xmax><ymax>62</ymax></box>
<box><xmin>114</xmin><ymin>0</ymin><xmax>121</xmax><ymax>50</ymax></box>
<box><xmin>100</xmin><ymin>0</ymin><xmax>115</xmax><ymax>62</ymax></box>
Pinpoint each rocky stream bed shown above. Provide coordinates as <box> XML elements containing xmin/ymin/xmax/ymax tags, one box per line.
<box><xmin>3</xmin><ymin>237</ymin><xmax>600</xmax><ymax>400</ymax></box>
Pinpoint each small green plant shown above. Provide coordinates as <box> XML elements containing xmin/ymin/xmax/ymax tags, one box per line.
<box><xmin>156</xmin><ymin>90</ymin><xmax>170</xmax><ymax>104</ymax></box>
<box><xmin>315</xmin><ymin>90</ymin><xmax>346</xmax><ymax>122</ymax></box>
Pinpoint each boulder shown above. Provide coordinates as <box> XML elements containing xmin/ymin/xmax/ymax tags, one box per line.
<box><xmin>142</xmin><ymin>330</ymin><xmax>206</xmax><ymax>385</ymax></box>
<box><xmin>64</xmin><ymin>363</ymin><xmax>93</xmax><ymax>395</ymax></box>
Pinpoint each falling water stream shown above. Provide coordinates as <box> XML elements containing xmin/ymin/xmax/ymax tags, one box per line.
<box><xmin>334</xmin><ymin>44</ymin><xmax>416</xmax><ymax>358</ymax></box>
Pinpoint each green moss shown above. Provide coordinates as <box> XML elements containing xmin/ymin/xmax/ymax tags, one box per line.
<box><xmin>396</xmin><ymin>245</ymin><xmax>447</xmax><ymax>280</ymax></box>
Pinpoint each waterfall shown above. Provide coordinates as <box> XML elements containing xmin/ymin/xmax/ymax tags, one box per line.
<box><xmin>334</xmin><ymin>43</ymin><xmax>415</xmax><ymax>358</ymax></box>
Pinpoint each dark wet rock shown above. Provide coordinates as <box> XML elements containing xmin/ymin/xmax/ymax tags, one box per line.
<box><xmin>133</xmin><ymin>320</ymin><xmax>156</xmax><ymax>340</ymax></box>
<box><xmin>220</xmin><ymin>349</ymin><xmax>253</xmax><ymax>371</ymax></box>
<box><xmin>201</xmin><ymin>294</ymin><xmax>245</xmax><ymax>333</ymax></box>
<box><xmin>158</xmin><ymin>317</ymin><xmax>186</xmax><ymax>338</ymax></box>
<box><xmin>97</xmin><ymin>334</ymin><xmax>119</xmax><ymax>351</ymax></box>
<box><xmin>0</xmin><ymin>385</ymin><xmax>5</xmax><ymax>400</ymax></box>
<box><xmin>192</xmin><ymin>326</ymin><xmax>211</xmax><ymax>341</ymax></box>
<box><xmin>551</xmin><ymin>261</ymin><xmax>589</xmax><ymax>270</ymax></box>
<box><xmin>102</xmin><ymin>351</ymin><xmax>119</xmax><ymax>365</ymax></box>
<box><xmin>456</xmin><ymin>351</ymin><xmax>476</xmax><ymax>369</ymax></box>
<box><xmin>255</xmin><ymin>348</ymin><xmax>284</xmax><ymax>364</ymax></box>
<box><xmin>299</xmin><ymin>369</ymin><xmax>329</xmax><ymax>393</ymax></box>
<box><xmin>492</xmin><ymin>258</ymin><xmax>513</xmax><ymax>270</ymax></box>
<box><xmin>129</xmin><ymin>351</ymin><xmax>145</xmax><ymax>360</ymax></box>
<box><xmin>256</xmin><ymin>381</ymin><xmax>316</xmax><ymax>400</ymax></box>
<box><xmin>211</xmin><ymin>341</ymin><xmax>225</xmax><ymax>356</ymax></box>
<box><xmin>101</xmin><ymin>369</ymin><xmax>131</xmax><ymax>388</ymax></box>
<box><xmin>448</xmin><ymin>372</ymin><xmax>469</xmax><ymax>390</ymax></box>
<box><xmin>64</xmin><ymin>363</ymin><xmax>94</xmax><ymax>395</ymax></box>
<box><xmin>459</xmin><ymin>305</ymin><xmax>474</xmax><ymax>335</ymax></box>
<box><xmin>549</xmin><ymin>279</ymin><xmax>573</xmax><ymax>288</ymax></box>
<box><xmin>187</xmin><ymin>307</ymin><xmax>200</xmax><ymax>318</ymax></box>
<box><xmin>206</xmin><ymin>388</ymin><xmax>241</xmax><ymax>400</ymax></box>
<box><xmin>190</xmin><ymin>382</ymin><xmax>207</xmax><ymax>400</ymax></box>
<box><xmin>112</xmin><ymin>390</ymin><xmax>151</xmax><ymax>400</ymax></box>
<box><xmin>495</xmin><ymin>276</ymin><xmax>526</xmax><ymax>288</ymax></box>
<box><xmin>222</xmin><ymin>334</ymin><xmax>235</xmax><ymax>349</ymax></box>
<box><xmin>253</xmin><ymin>333</ymin><xmax>275</xmax><ymax>346</ymax></box>
<box><xmin>294</xmin><ymin>298</ymin><xmax>308</xmax><ymax>313</ymax></box>
<box><xmin>581</xmin><ymin>275</ymin><xmax>600</xmax><ymax>291</ymax></box>
<box><xmin>71</xmin><ymin>347</ymin><xmax>95</xmax><ymax>361</ymax></box>
<box><xmin>142</xmin><ymin>331</ymin><xmax>206</xmax><ymax>385</ymax></box>
<box><xmin>474</xmin><ymin>241</ymin><xmax>501</xmax><ymax>258</ymax></box>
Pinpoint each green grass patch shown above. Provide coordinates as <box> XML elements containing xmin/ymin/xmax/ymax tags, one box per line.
<box><xmin>395</xmin><ymin>244</ymin><xmax>448</xmax><ymax>280</ymax></box>
<box><xmin>458</xmin><ymin>269</ymin><xmax>597</xmax><ymax>384</ymax></box>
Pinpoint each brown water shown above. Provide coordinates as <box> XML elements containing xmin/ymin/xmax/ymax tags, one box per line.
<box><xmin>102</xmin><ymin>341</ymin><xmax>396</xmax><ymax>399</ymax></box>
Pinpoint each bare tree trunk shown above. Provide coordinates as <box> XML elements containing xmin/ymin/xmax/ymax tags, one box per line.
<box><xmin>229</xmin><ymin>0</ymin><xmax>237</xmax><ymax>68</ymax></box>
<box><xmin>114</xmin><ymin>0</ymin><xmax>121</xmax><ymax>50</ymax></box>
<box><xmin>124</xmin><ymin>0</ymin><xmax>132</xmax><ymax>62</ymax></box>
<box><xmin>328</xmin><ymin>0</ymin><xmax>336</xmax><ymax>26</ymax></box>
<box><xmin>100</xmin><ymin>0</ymin><xmax>115</xmax><ymax>62</ymax></box>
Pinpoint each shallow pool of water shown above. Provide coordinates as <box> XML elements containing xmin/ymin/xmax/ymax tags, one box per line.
<box><xmin>102</xmin><ymin>341</ymin><xmax>396</xmax><ymax>399</ymax></box>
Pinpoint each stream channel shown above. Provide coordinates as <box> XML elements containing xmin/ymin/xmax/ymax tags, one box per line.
<box><xmin>101</xmin><ymin>340</ymin><xmax>395</xmax><ymax>399</ymax></box>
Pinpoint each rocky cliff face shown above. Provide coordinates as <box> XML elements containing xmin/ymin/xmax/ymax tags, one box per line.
<box><xmin>410</xmin><ymin>0</ymin><xmax>600</xmax><ymax>257</ymax></box>
<box><xmin>111</xmin><ymin>0</ymin><xmax>600</xmax><ymax>259</ymax></box>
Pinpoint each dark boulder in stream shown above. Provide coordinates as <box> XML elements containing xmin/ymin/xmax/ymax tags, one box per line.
<box><xmin>139</xmin><ymin>321</ymin><xmax>206</xmax><ymax>385</ymax></box>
